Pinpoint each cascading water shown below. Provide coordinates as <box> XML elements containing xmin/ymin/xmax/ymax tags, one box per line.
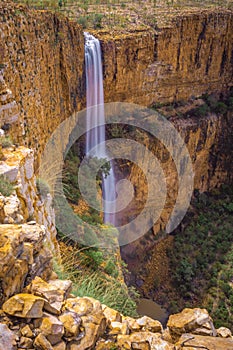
<box><xmin>84</xmin><ymin>32</ymin><xmax>116</xmax><ymax>225</ymax></box>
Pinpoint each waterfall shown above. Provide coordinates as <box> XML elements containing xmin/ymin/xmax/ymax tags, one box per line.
<box><xmin>84</xmin><ymin>32</ymin><xmax>116</xmax><ymax>225</ymax></box>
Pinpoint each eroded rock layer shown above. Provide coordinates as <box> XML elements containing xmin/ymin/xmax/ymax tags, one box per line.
<box><xmin>99</xmin><ymin>10</ymin><xmax>233</xmax><ymax>105</ymax></box>
<box><xmin>0</xmin><ymin>0</ymin><xmax>85</xmax><ymax>164</ymax></box>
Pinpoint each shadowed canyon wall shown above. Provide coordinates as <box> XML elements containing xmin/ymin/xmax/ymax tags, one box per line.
<box><xmin>117</xmin><ymin>111</ymin><xmax>233</xmax><ymax>237</ymax></box>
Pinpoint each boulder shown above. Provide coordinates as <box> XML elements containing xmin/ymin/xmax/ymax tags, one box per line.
<box><xmin>102</xmin><ymin>305</ymin><xmax>122</xmax><ymax>323</ymax></box>
<box><xmin>2</xmin><ymin>293</ymin><xmax>45</xmax><ymax>318</ymax></box>
<box><xmin>167</xmin><ymin>308</ymin><xmax>212</xmax><ymax>340</ymax></box>
<box><xmin>117</xmin><ymin>332</ymin><xmax>174</xmax><ymax>350</ymax></box>
<box><xmin>0</xmin><ymin>324</ymin><xmax>17</xmax><ymax>350</ymax></box>
<box><xmin>136</xmin><ymin>316</ymin><xmax>163</xmax><ymax>333</ymax></box>
<box><xmin>59</xmin><ymin>311</ymin><xmax>81</xmax><ymax>338</ymax></box>
<box><xmin>40</xmin><ymin>313</ymin><xmax>64</xmax><ymax>345</ymax></box>
<box><xmin>176</xmin><ymin>334</ymin><xmax>233</xmax><ymax>350</ymax></box>
<box><xmin>123</xmin><ymin>316</ymin><xmax>141</xmax><ymax>332</ymax></box>
<box><xmin>108</xmin><ymin>321</ymin><xmax>129</xmax><ymax>335</ymax></box>
<box><xmin>63</xmin><ymin>297</ymin><xmax>106</xmax><ymax>349</ymax></box>
<box><xmin>27</xmin><ymin>277</ymin><xmax>72</xmax><ymax>315</ymax></box>
<box><xmin>217</xmin><ymin>326</ymin><xmax>232</xmax><ymax>338</ymax></box>
<box><xmin>63</xmin><ymin>298</ymin><xmax>93</xmax><ymax>316</ymax></box>
<box><xmin>18</xmin><ymin>336</ymin><xmax>33</xmax><ymax>349</ymax></box>
<box><xmin>20</xmin><ymin>324</ymin><xmax>33</xmax><ymax>338</ymax></box>
<box><xmin>52</xmin><ymin>341</ymin><xmax>66</xmax><ymax>350</ymax></box>
<box><xmin>34</xmin><ymin>333</ymin><xmax>53</xmax><ymax>350</ymax></box>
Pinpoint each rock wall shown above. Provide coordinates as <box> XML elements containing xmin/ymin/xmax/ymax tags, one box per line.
<box><xmin>0</xmin><ymin>142</ymin><xmax>56</xmax><ymax>303</ymax></box>
<box><xmin>0</xmin><ymin>0</ymin><xmax>85</xmax><ymax>166</ymax></box>
<box><xmin>0</xmin><ymin>224</ymin><xmax>53</xmax><ymax>305</ymax></box>
<box><xmin>117</xmin><ymin>110</ymin><xmax>233</xmax><ymax>241</ymax></box>
<box><xmin>0</xmin><ymin>3</ymin><xmax>232</xmax><ymax>168</ymax></box>
<box><xmin>99</xmin><ymin>9</ymin><xmax>233</xmax><ymax>105</ymax></box>
<box><xmin>0</xmin><ymin>144</ymin><xmax>57</xmax><ymax>246</ymax></box>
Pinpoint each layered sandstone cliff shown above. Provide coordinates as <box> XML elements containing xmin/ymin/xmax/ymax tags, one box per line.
<box><xmin>98</xmin><ymin>9</ymin><xmax>233</xmax><ymax>105</ymax></box>
<box><xmin>1</xmin><ymin>3</ymin><xmax>232</xmax><ymax>163</ymax></box>
<box><xmin>0</xmin><ymin>0</ymin><xmax>85</xmax><ymax>166</ymax></box>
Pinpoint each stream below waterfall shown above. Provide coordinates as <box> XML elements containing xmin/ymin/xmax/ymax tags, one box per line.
<box><xmin>137</xmin><ymin>298</ymin><xmax>169</xmax><ymax>325</ymax></box>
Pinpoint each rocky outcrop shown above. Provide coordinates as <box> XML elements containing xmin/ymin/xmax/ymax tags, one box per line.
<box><xmin>0</xmin><ymin>143</ymin><xmax>57</xmax><ymax>247</ymax></box>
<box><xmin>0</xmin><ymin>276</ymin><xmax>232</xmax><ymax>349</ymax></box>
<box><xmin>0</xmin><ymin>0</ymin><xmax>85</xmax><ymax>164</ymax></box>
<box><xmin>99</xmin><ymin>9</ymin><xmax>233</xmax><ymax>106</ymax></box>
<box><xmin>0</xmin><ymin>141</ymin><xmax>56</xmax><ymax>304</ymax></box>
<box><xmin>0</xmin><ymin>224</ymin><xmax>53</xmax><ymax>305</ymax></box>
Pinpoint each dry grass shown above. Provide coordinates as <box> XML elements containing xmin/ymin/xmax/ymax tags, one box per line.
<box><xmin>12</xmin><ymin>0</ymin><xmax>233</xmax><ymax>30</ymax></box>
<box><xmin>53</xmin><ymin>240</ymin><xmax>139</xmax><ymax>316</ymax></box>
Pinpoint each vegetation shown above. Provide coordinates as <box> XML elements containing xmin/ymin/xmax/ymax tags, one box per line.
<box><xmin>0</xmin><ymin>175</ymin><xmax>15</xmax><ymax>196</ymax></box>
<box><xmin>54</xmin><ymin>240</ymin><xmax>139</xmax><ymax>316</ymax></box>
<box><xmin>152</xmin><ymin>89</ymin><xmax>233</xmax><ymax>120</ymax></box>
<box><xmin>62</xmin><ymin>147</ymin><xmax>110</xmax><ymax>225</ymax></box>
<box><xmin>36</xmin><ymin>177</ymin><xmax>51</xmax><ymax>198</ymax></box>
<box><xmin>0</xmin><ymin>136</ymin><xmax>13</xmax><ymax>148</ymax></box>
<box><xmin>166</xmin><ymin>185</ymin><xmax>233</xmax><ymax>330</ymax></box>
<box><xmin>51</xmin><ymin>145</ymin><xmax>139</xmax><ymax>316</ymax></box>
<box><xmin>12</xmin><ymin>0</ymin><xmax>233</xmax><ymax>30</ymax></box>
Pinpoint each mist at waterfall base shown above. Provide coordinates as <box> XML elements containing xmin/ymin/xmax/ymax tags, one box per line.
<box><xmin>84</xmin><ymin>32</ymin><xmax>116</xmax><ymax>226</ymax></box>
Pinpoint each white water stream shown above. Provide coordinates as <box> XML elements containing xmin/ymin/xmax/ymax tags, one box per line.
<box><xmin>84</xmin><ymin>32</ymin><xmax>116</xmax><ymax>225</ymax></box>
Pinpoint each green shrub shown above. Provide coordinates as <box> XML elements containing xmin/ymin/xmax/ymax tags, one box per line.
<box><xmin>227</xmin><ymin>97</ymin><xmax>233</xmax><ymax>110</ymax></box>
<box><xmin>36</xmin><ymin>178</ymin><xmax>51</xmax><ymax>197</ymax></box>
<box><xmin>92</xmin><ymin>13</ymin><xmax>103</xmax><ymax>29</ymax></box>
<box><xmin>84</xmin><ymin>249</ymin><xmax>104</xmax><ymax>269</ymax></box>
<box><xmin>77</xmin><ymin>16</ymin><xmax>88</xmax><ymax>28</ymax></box>
<box><xmin>0</xmin><ymin>175</ymin><xmax>15</xmax><ymax>196</ymax></box>
<box><xmin>194</xmin><ymin>103</ymin><xmax>210</xmax><ymax>117</ymax></box>
<box><xmin>0</xmin><ymin>136</ymin><xmax>13</xmax><ymax>148</ymax></box>
<box><xmin>213</xmin><ymin>101</ymin><xmax>227</xmax><ymax>114</ymax></box>
<box><xmin>104</xmin><ymin>258</ymin><xmax>119</xmax><ymax>278</ymax></box>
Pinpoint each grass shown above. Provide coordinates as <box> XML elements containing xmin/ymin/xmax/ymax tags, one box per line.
<box><xmin>36</xmin><ymin>177</ymin><xmax>51</xmax><ymax>197</ymax></box>
<box><xmin>11</xmin><ymin>0</ymin><xmax>233</xmax><ymax>30</ymax></box>
<box><xmin>54</xmin><ymin>240</ymin><xmax>139</xmax><ymax>316</ymax></box>
<box><xmin>0</xmin><ymin>175</ymin><xmax>15</xmax><ymax>197</ymax></box>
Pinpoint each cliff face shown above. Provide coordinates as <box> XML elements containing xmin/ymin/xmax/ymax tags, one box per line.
<box><xmin>99</xmin><ymin>10</ymin><xmax>233</xmax><ymax>105</ymax></box>
<box><xmin>0</xmin><ymin>1</ymin><xmax>85</xmax><ymax>165</ymax></box>
<box><xmin>1</xmin><ymin>3</ymin><xmax>232</xmax><ymax>163</ymax></box>
<box><xmin>118</xmin><ymin>111</ymin><xmax>233</xmax><ymax>235</ymax></box>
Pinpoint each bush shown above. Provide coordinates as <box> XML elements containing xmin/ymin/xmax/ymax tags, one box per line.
<box><xmin>92</xmin><ymin>13</ymin><xmax>103</xmax><ymax>29</ymax></box>
<box><xmin>193</xmin><ymin>103</ymin><xmax>210</xmax><ymax>117</ymax></box>
<box><xmin>36</xmin><ymin>178</ymin><xmax>51</xmax><ymax>198</ymax></box>
<box><xmin>0</xmin><ymin>136</ymin><xmax>13</xmax><ymax>148</ymax></box>
<box><xmin>213</xmin><ymin>101</ymin><xmax>227</xmax><ymax>114</ymax></box>
<box><xmin>0</xmin><ymin>175</ymin><xmax>15</xmax><ymax>196</ymax></box>
<box><xmin>77</xmin><ymin>16</ymin><xmax>88</xmax><ymax>28</ymax></box>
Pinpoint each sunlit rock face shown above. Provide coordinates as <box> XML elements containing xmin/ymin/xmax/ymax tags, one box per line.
<box><xmin>99</xmin><ymin>10</ymin><xmax>233</xmax><ymax>106</ymax></box>
<box><xmin>0</xmin><ymin>1</ymin><xmax>85</xmax><ymax>163</ymax></box>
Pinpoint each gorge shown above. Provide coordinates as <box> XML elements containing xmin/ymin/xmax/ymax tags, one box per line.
<box><xmin>0</xmin><ymin>0</ymin><xmax>233</xmax><ymax>348</ymax></box>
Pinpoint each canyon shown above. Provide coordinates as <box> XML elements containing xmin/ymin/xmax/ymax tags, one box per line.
<box><xmin>0</xmin><ymin>0</ymin><xmax>233</xmax><ymax>349</ymax></box>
